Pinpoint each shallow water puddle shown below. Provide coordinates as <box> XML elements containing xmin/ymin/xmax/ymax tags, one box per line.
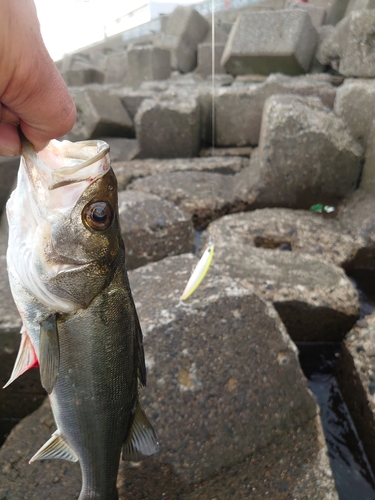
<box><xmin>298</xmin><ymin>342</ymin><xmax>375</xmax><ymax>500</ymax></box>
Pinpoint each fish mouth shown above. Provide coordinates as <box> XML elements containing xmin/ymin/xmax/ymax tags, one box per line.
<box><xmin>22</xmin><ymin>137</ymin><xmax>110</xmax><ymax>191</ymax></box>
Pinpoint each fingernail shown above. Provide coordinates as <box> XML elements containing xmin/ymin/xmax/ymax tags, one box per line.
<box><xmin>0</xmin><ymin>145</ymin><xmax>19</xmax><ymax>157</ymax></box>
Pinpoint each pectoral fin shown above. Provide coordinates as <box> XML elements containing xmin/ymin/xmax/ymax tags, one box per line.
<box><xmin>122</xmin><ymin>401</ymin><xmax>159</xmax><ymax>461</ymax></box>
<box><xmin>29</xmin><ymin>431</ymin><xmax>78</xmax><ymax>463</ymax></box>
<box><xmin>3</xmin><ymin>329</ymin><xmax>39</xmax><ymax>388</ymax></box>
<box><xmin>39</xmin><ymin>314</ymin><xmax>60</xmax><ymax>394</ymax></box>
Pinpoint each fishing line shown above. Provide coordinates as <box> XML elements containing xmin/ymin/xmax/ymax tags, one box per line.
<box><xmin>211</xmin><ymin>0</ymin><xmax>215</xmax><ymax>151</ymax></box>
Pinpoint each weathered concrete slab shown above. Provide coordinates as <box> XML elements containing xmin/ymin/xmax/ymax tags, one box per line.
<box><xmin>196</xmin><ymin>43</ymin><xmax>226</xmax><ymax>77</ymax></box>
<box><xmin>338</xmin><ymin>189</ymin><xmax>375</xmax><ymax>268</ymax></box>
<box><xmin>336</xmin><ymin>312</ymin><xmax>375</xmax><ymax>477</ymax></box>
<box><xmin>286</xmin><ymin>2</ymin><xmax>327</xmax><ymax>28</ymax></box>
<box><xmin>334</xmin><ymin>79</ymin><xmax>375</xmax><ymax>148</ymax></box>
<box><xmin>238</xmin><ymin>94</ymin><xmax>362</xmax><ymax>209</ymax></box>
<box><xmin>100</xmin><ymin>137</ymin><xmax>139</xmax><ymax>162</ymax></box>
<box><xmin>360</xmin><ymin>121</ymin><xmax>375</xmax><ymax>195</ymax></box>
<box><xmin>0</xmin><ymin>256</ymin><xmax>338</xmax><ymax>499</ymax></box>
<box><xmin>221</xmin><ymin>10</ymin><xmax>318</xmax><ymax>75</ymax></box>
<box><xmin>104</xmin><ymin>51</ymin><xmax>128</xmax><ymax>84</ymax></box>
<box><xmin>118</xmin><ymin>190</ymin><xmax>194</xmax><ymax>269</ymax></box>
<box><xmin>295</xmin><ymin>0</ymin><xmax>350</xmax><ymax>25</ymax></box>
<box><xmin>128</xmin><ymin>170</ymin><xmax>243</xmax><ymax>228</ymax></box>
<box><xmin>118</xmin><ymin>89</ymin><xmax>157</xmax><ymax>120</ymax></box>
<box><xmin>113</xmin><ymin>156</ymin><xmax>247</xmax><ymax>190</ymax></box>
<box><xmin>345</xmin><ymin>0</ymin><xmax>375</xmax><ymax>15</ymax></box>
<box><xmin>205</xmin><ymin>212</ymin><xmax>360</xmax><ymax>341</ymax></box>
<box><xmin>214</xmin><ymin>73</ymin><xmax>336</xmax><ymax>147</ymax></box>
<box><xmin>68</xmin><ymin>87</ymin><xmax>134</xmax><ymax>141</ymax></box>
<box><xmin>215</xmin><ymin>207</ymin><xmax>362</xmax><ymax>268</ymax></box>
<box><xmin>134</xmin><ymin>98</ymin><xmax>200</xmax><ymax>158</ymax></box>
<box><xmin>157</xmin><ymin>6</ymin><xmax>209</xmax><ymax>73</ymax></box>
<box><xmin>127</xmin><ymin>45</ymin><xmax>171</xmax><ymax>89</ymax></box>
<box><xmin>317</xmin><ymin>10</ymin><xmax>375</xmax><ymax>77</ymax></box>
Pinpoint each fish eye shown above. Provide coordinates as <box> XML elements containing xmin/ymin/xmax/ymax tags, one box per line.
<box><xmin>83</xmin><ymin>201</ymin><xmax>113</xmax><ymax>231</ymax></box>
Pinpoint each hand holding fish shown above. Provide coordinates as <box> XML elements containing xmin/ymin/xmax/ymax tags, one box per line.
<box><xmin>0</xmin><ymin>0</ymin><xmax>76</xmax><ymax>156</ymax></box>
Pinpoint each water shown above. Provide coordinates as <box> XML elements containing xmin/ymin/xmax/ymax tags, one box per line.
<box><xmin>298</xmin><ymin>343</ymin><xmax>375</xmax><ymax>500</ymax></box>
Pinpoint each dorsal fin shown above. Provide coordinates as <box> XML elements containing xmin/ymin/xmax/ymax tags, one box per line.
<box><xmin>39</xmin><ymin>313</ymin><xmax>60</xmax><ymax>394</ymax></box>
<box><xmin>29</xmin><ymin>431</ymin><xmax>78</xmax><ymax>463</ymax></box>
<box><xmin>122</xmin><ymin>401</ymin><xmax>159</xmax><ymax>462</ymax></box>
<box><xmin>3</xmin><ymin>329</ymin><xmax>39</xmax><ymax>389</ymax></box>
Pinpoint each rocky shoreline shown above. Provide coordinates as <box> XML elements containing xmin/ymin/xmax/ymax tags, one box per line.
<box><xmin>2</xmin><ymin>0</ymin><xmax>375</xmax><ymax>498</ymax></box>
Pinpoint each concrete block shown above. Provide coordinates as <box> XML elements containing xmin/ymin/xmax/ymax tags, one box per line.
<box><xmin>63</xmin><ymin>67</ymin><xmax>105</xmax><ymax>86</ymax></box>
<box><xmin>157</xmin><ymin>6</ymin><xmax>209</xmax><ymax>73</ymax></box>
<box><xmin>317</xmin><ymin>10</ymin><xmax>375</xmax><ymax>77</ymax></box>
<box><xmin>346</xmin><ymin>0</ymin><xmax>375</xmax><ymax>14</ymax></box>
<box><xmin>360</xmin><ymin>121</ymin><xmax>375</xmax><ymax>195</ymax></box>
<box><xmin>68</xmin><ymin>87</ymin><xmax>133</xmax><ymax>141</ymax></box>
<box><xmin>306</xmin><ymin>0</ymin><xmax>350</xmax><ymax>25</ymax></box>
<box><xmin>118</xmin><ymin>190</ymin><xmax>194</xmax><ymax>269</ymax></box>
<box><xmin>214</xmin><ymin>74</ymin><xmax>336</xmax><ymax>147</ymax></box>
<box><xmin>334</xmin><ymin>79</ymin><xmax>375</xmax><ymax>148</ymax></box>
<box><xmin>221</xmin><ymin>10</ymin><xmax>318</xmax><ymax>76</ymax></box>
<box><xmin>104</xmin><ymin>52</ymin><xmax>128</xmax><ymax>84</ymax></box>
<box><xmin>287</xmin><ymin>3</ymin><xmax>327</xmax><ymax>28</ymax></box>
<box><xmin>241</xmin><ymin>94</ymin><xmax>363</xmax><ymax>209</ymax></box>
<box><xmin>196</xmin><ymin>43</ymin><xmax>226</xmax><ymax>77</ymax></box>
<box><xmin>135</xmin><ymin>98</ymin><xmax>200</xmax><ymax>158</ymax></box>
<box><xmin>127</xmin><ymin>45</ymin><xmax>171</xmax><ymax>89</ymax></box>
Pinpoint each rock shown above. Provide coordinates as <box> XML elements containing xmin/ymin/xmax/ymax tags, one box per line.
<box><xmin>205</xmin><ymin>212</ymin><xmax>360</xmax><ymax>341</ymax></box>
<box><xmin>338</xmin><ymin>189</ymin><xmax>375</xmax><ymax>268</ymax></box>
<box><xmin>317</xmin><ymin>10</ymin><xmax>375</xmax><ymax>77</ymax></box>
<box><xmin>0</xmin><ymin>255</ymin><xmax>338</xmax><ymax>498</ymax></box>
<box><xmin>134</xmin><ymin>98</ymin><xmax>200</xmax><ymax>158</ymax></box>
<box><xmin>68</xmin><ymin>87</ymin><xmax>134</xmax><ymax>141</ymax></box>
<box><xmin>100</xmin><ymin>137</ymin><xmax>139</xmax><ymax>162</ymax></box>
<box><xmin>118</xmin><ymin>190</ymin><xmax>194</xmax><ymax>270</ymax></box>
<box><xmin>241</xmin><ymin>94</ymin><xmax>362</xmax><ymax>209</ymax></box>
<box><xmin>336</xmin><ymin>312</ymin><xmax>375</xmax><ymax>476</ymax></box>
<box><xmin>334</xmin><ymin>79</ymin><xmax>375</xmax><ymax>148</ymax></box>
<box><xmin>117</xmin><ymin>89</ymin><xmax>157</xmax><ymax>120</ymax></box>
<box><xmin>127</xmin><ymin>170</ymin><xmax>244</xmax><ymax>229</ymax></box>
<box><xmin>208</xmin><ymin>207</ymin><xmax>361</xmax><ymax>267</ymax></box>
<box><xmin>286</xmin><ymin>2</ymin><xmax>327</xmax><ymax>29</ymax></box>
<box><xmin>361</xmin><ymin>121</ymin><xmax>375</xmax><ymax>195</ymax></box>
<box><xmin>221</xmin><ymin>10</ymin><xmax>318</xmax><ymax>76</ymax></box>
<box><xmin>0</xmin><ymin>255</ymin><xmax>22</xmax><ymax>334</ymax></box>
<box><xmin>112</xmin><ymin>156</ymin><xmax>247</xmax><ymax>190</ymax></box>
<box><xmin>345</xmin><ymin>0</ymin><xmax>375</xmax><ymax>15</ymax></box>
<box><xmin>63</xmin><ymin>67</ymin><xmax>105</xmax><ymax>87</ymax></box>
<box><xmin>214</xmin><ymin>74</ymin><xmax>336</xmax><ymax>147</ymax></box>
<box><xmin>157</xmin><ymin>6</ymin><xmax>209</xmax><ymax>73</ymax></box>
<box><xmin>126</xmin><ymin>45</ymin><xmax>171</xmax><ymax>89</ymax></box>
<box><xmin>0</xmin><ymin>156</ymin><xmax>19</xmax><ymax>216</ymax></box>
<box><xmin>104</xmin><ymin>52</ymin><xmax>128</xmax><ymax>84</ymax></box>
<box><xmin>196</xmin><ymin>43</ymin><xmax>226</xmax><ymax>77</ymax></box>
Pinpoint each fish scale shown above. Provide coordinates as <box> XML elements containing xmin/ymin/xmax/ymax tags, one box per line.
<box><xmin>4</xmin><ymin>138</ymin><xmax>159</xmax><ymax>499</ymax></box>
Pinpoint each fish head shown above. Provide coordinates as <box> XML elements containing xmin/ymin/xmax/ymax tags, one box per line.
<box><xmin>7</xmin><ymin>139</ymin><xmax>124</xmax><ymax>312</ymax></box>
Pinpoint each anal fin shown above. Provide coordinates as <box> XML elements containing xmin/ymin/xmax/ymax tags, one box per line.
<box><xmin>3</xmin><ymin>329</ymin><xmax>39</xmax><ymax>389</ymax></box>
<box><xmin>29</xmin><ymin>431</ymin><xmax>78</xmax><ymax>463</ymax></box>
<box><xmin>39</xmin><ymin>313</ymin><xmax>60</xmax><ymax>394</ymax></box>
<box><xmin>122</xmin><ymin>401</ymin><xmax>159</xmax><ymax>461</ymax></box>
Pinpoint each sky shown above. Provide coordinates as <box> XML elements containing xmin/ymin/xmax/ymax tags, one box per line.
<box><xmin>34</xmin><ymin>0</ymin><xmax>203</xmax><ymax>61</ymax></box>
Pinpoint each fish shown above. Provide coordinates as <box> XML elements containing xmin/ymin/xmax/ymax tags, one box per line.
<box><xmin>4</xmin><ymin>137</ymin><xmax>159</xmax><ymax>499</ymax></box>
<box><xmin>180</xmin><ymin>243</ymin><xmax>214</xmax><ymax>301</ymax></box>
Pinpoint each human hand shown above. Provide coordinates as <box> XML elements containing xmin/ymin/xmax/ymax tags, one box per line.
<box><xmin>0</xmin><ymin>0</ymin><xmax>76</xmax><ymax>156</ymax></box>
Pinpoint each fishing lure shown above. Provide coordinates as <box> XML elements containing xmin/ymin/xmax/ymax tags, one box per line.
<box><xmin>181</xmin><ymin>243</ymin><xmax>215</xmax><ymax>301</ymax></box>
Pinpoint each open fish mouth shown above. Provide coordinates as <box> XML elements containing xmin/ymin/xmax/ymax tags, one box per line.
<box><xmin>22</xmin><ymin>138</ymin><xmax>110</xmax><ymax>191</ymax></box>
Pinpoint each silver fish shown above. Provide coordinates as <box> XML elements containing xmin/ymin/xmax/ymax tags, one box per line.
<box><xmin>4</xmin><ymin>138</ymin><xmax>159</xmax><ymax>499</ymax></box>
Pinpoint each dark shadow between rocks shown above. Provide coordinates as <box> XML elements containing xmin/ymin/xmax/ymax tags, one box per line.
<box><xmin>274</xmin><ymin>301</ymin><xmax>358</xmax><ymax>342</ymax></box>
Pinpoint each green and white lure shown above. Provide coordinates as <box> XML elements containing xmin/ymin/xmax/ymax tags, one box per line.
<box><xmin>181</xmin><ymin>243</ymin><xmax>215</xmax><ymax>301</ymax></box>
<box><xmin>309</xmin><ymin>204</ymin><xmax>335</xmax><ymax>214</ymax></box>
